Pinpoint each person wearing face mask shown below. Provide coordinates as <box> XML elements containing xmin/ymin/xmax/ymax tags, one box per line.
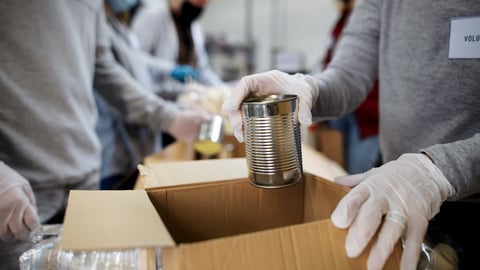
<box><xmin>105</xmin><ymin>0</ymin><xmax>203</xmax><ymax>99</ymax></box>
<box><xmin>97</xmin><ymin>0</ymin><xmax>211</xmax><ymax>189</ymax></box>
<box><xmin>131</xmin><ymin>0</ymin><xmax>223</xmax><ymax>86</ymax></box>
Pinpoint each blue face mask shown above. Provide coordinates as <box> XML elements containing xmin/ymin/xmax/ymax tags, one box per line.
<box><xmin>106</xmin><ymin>0</ymin><xmax>138</xmax><ymax>13</ymax></box>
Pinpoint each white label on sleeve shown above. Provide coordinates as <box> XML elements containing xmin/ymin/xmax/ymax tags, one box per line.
<box><xmin>449</xmin><ymin>16</ymin><xmax>480</xmax><ymax>59</ymax></box>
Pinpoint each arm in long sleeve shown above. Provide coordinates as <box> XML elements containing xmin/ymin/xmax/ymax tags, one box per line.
<box><xmin>93</xmin><ymin>9</ymin><xmax>179</xmax><ymax>132</ymax></box>
<box><xmin>311</xmin><ymin>0</ymin><xmax>380</xmax><ymax>121</ymax></box>
<box><xmin>150</xmin><ymin>74</ymin><xmax>188</xmax><ymax>101</ymax></box>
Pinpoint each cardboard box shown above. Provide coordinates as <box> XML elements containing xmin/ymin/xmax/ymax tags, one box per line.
<box><xmin>61</xmin><ymin>157</ymin><xmax>401</xmax><ymax>270</ymax></box>
<box><xmin>315</xmin><ymin>125</ymin><xmax>345</xmax><ymax>168</ymax></box>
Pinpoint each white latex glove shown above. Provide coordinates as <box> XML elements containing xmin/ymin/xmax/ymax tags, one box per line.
<box><xmin>330</xmin><ymin>153</ymin><xmax>455</xmax><ymax>270</ymax></box>
<box><xmin>221</xmin><ymin>70</ymin><xmax>318</xmax><ymax>142</ymax></box>
<box><xmin>168</xmin><ymin>108</ymin><xmax>211</xmax><ymax>144</ymax></box>
<box><xmin>0</xmin><ymin>162</ymin><xmax>41</xmax><ymax>242</ymax></box>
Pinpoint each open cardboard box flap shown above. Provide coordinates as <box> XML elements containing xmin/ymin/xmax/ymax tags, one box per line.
<box><xmin>137</xmin><ymin>158</ymin><xmax>249</xmax><ymax>188</ymax></box>
<box><xmin>61</xmin><ymin>153</ymin><xmax>401</xmax><ymax>269</ymax></box>
<box><xmin>61</xmin><ymin>190</ymin><xmax>175</xmax><ymax>250</ymax></box>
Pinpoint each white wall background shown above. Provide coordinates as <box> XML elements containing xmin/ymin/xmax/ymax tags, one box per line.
<box><xmin>199</xmin><ymin>0</ymin><xmax>339</xmax><ymax>75</ymax></box>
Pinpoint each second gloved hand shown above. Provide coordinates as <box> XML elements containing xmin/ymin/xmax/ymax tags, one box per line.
<box><xmin>221</xmin><ymin>70</ymin><xmax>318</xmax><ymax>142</ymax></box>
<box><xmin>0</xmin><ymin>162</ymin><xmax>41</xmax><ymax>242</ymax></box>
<box><xmin>330</xmin><ymin>153</ymin><xmax>455</xmax><ymax>270</ymax></box>
<box><xmin>167</xmin><ymin>108</ymin><xmax>211</xmax><ymax>144</ymax></box>
<box><xmin>170</xmin><ymin>65</ymin><xmax>199</xmax><ymax>83</ymax></box>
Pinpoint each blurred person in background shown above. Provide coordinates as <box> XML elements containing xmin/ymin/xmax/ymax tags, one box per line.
<box><xmin>98</xmin><ymin>0</ymin><xmax>209</xmax><ymax>189</ymax></box>
<box><xmin>131</xmin><ymin>0</ymin><xmax>224</xmax><ymax>86</ymax></box>
<box><xmin>223</xmin><ymin>1</ymin><xmax>480</xmax><ymax>269</ymax></box>
<box><xmin>0</xmin><ymin>1</ymin><xmax>209</xmax><ymax>268</ymax></box>
<box><xmin>132</xmin><ymin>0</ymin><xmax>234</xmax><ymax>146</ymax></box>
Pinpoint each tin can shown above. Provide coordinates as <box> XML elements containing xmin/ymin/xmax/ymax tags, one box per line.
<box><xmin>241</xmin><ymin>94</ymin><xmax>303</xmax><ymax>188</ymax></box>
<box><xmin>194</xmin><ymin>114</ymin><xmax>224</xmax><ymax>156</ymax></box>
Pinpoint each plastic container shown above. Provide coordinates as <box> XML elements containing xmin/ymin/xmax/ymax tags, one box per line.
<box><xmin>19</xmin><ymin>225</ymin><xmax>161</xmax><ymax>270</ymax></box>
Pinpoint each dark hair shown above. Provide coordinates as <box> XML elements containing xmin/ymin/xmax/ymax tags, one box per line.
<box><xmin>128</xmin><ymin>1</ymin><xmax>143</xmax><ymax>25</ymax></box>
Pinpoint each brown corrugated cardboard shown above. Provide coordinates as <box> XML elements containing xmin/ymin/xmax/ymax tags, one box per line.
<box><xmin>315</xmin><ymin>123</ymin><xmax>345</xmax><ymax>168</ymax></box>
<box><xmin>61</xmin><ymin>157</ymin><xmax>401</xmax><ymax>270</ymax></box>
<box><xmin>137</xmin><ymin>158</ymin><xmax>248</xmax><ymax>188</ymax></box>
<box><xmin>147</xmin><ymin>174</ymin><xmax>401</xmax><ymax>270</ymax></box>
<box><xmin>61</xmin><ymin>190</ymin><xmax>174</xmax><ymax>251</ymax></box>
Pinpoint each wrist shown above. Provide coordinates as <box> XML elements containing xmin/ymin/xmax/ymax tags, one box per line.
<box><xmin>414</xmin><ymin>153</ymin><xmax>455</xmax><ymax>201</ymax></box>
<box><xmin>0</xmin><ymin>162</ymin><xmax>30</xmax><ymax>194</ymax></box>
<box><xmin>293</xmin><ymin>73</ymin><xmax>319</xmax><ymax>103</ymax></box>
<box><xmin>158</xmin><ymin>103</ymin><xmax>180</xmax><ymax>132</ymax></box>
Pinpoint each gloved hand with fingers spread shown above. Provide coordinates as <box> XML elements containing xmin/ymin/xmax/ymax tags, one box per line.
<box><xmin>0</xmin><ymin>162</ymin><xmax>41</xmax><ymax>242</ymax></box>
<box><xmin>221</xmin><ymin>70</ymin><xmax>318</xmax><ymax>142</ymax></box>
<box><xmin>330</xmin><ymin>153</ymin><xmax>455</xmax><ymax>270</ymax></box>
<box><xmin>171</xmin><ymin>65</ymin><xmax>199</xmax><ymax>83</ymax></box>
<box><xmin>168</xmin><ymin>108</ymin><xmax>211</xmax><ymax>144</ymax></box>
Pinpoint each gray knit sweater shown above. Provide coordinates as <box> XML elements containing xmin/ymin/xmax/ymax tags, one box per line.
<box><xmin>312</xmin><ymin>0</ymin><xmax>480</xmax><ymax>200</ymax></box>
<box><xmin>0</xmin><ymin>1</ymin><xmax>178</xmax><ymax>189</ymax></box>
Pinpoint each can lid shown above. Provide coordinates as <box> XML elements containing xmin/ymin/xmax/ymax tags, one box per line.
<box><xmin>241</xmin><ymin>94</ymin><xmax>298</xmax><ymax>117</ymax></box>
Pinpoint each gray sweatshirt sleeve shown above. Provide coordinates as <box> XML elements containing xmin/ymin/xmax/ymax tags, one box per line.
<box><xmin>311</xmin><ymin>0</ymin><xmax>380</xmax><ymax>121</ymax></box>
<box><xmin>423</xmin><ymin>134</ymin><xmax>480</xmax><ymax>201</ymax></box>
<box><xmin>93</xmin><ymin>9</ymin><xmax>179</xmax><ymax>132</ymax></box>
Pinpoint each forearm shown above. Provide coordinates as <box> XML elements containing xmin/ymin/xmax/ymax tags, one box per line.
<box><xmin>152</xmin><ymin>78</ymin><xmax>187</xmax><ymax>101</ymax></box>
<box><xmin>140</xmin><ymin>51</ymin><xmax>176</xmax><ymax>76</ymax></box>
<box><xmin>93</xmin><ymin>62</ymin><xmax>178</xmax><ymax>131</ymax></box>
<box><xmin>311</xmin><ymin>0</ymin><xmax>380</xmax><ymax>120</ymax></box>
<box><xmin>93</xmin><ymin>12</ymin><xmax>179</xmax><ymax>132</ymax></box>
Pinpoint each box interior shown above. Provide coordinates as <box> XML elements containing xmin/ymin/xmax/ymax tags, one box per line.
<box><xmin>61</xmin><ymin>160</ymin><xmax>401</xmax><ymax>270</ymax></box>
<box><xmin>146</xmin><ymin>173</ymin><xmax>350</xmax><ymax>244</ymax></box>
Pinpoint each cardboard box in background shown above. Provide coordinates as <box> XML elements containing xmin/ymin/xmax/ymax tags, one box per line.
<box><xmin>142</xmin><ymin>134</ymin><xmax>245</xmax><ymax>163</ymax></box>
<box><xmin>302</xmin><ymin>123</ymin><xmax>345</xmax><ymax>169</ymax></box>
<box><xmin>61</xmin><ymin>158</ymin><xmax>401</xmax><ymax>270</ymax></box>
<box><xmin>315</xmin><ymin>125</ymin><xmax>345</xmax><ymax>168</ymax></box>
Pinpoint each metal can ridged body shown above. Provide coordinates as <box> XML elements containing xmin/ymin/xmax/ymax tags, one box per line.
<box><xmin>242</xmin><ymin>95</ymin><xmax>303</xmax><ymax>188</ymax></box>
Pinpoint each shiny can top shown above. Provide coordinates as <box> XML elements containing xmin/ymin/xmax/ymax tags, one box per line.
<box><xmin>241</xmin><ymin>95</ymin><xmax>298</xmax><ymax>117</ymax></box>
